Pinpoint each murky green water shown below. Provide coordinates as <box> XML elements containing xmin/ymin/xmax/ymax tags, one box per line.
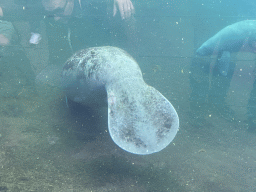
<box><xmin>0</xmin><ymin>0</ymin><xmax>256</xmax><ymax>191</ymax></box>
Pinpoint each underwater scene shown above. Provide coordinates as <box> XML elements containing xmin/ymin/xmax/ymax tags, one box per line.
<box><xmin>0</xmin><ymin>0</ymin><xmax>256</xmax><ymax>191</ymax></box>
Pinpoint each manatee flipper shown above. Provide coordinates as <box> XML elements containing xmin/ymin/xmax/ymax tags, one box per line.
<box><xmin>217</xmin><ymin>51</ymin><xmax>230</xmax><ymax>76</ymax></box>
<box><xmin>106</xmin><ymin>80</ymin><xmax>179</xmax><ymax>155</ymax></box>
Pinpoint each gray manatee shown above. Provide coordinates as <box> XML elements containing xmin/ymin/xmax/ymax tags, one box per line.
<box><xmin>196</xmin><ymin>20</ymin><xmax>256</xmax><ymax>76</ymax></box>
<box><xmin>61</xmin><ymin>46</ymin><xmax>179</xmax><ymax>155</ymax></box>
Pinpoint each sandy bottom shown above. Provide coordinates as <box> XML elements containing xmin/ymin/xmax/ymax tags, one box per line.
<box><xmin>0</xmin><ymin>53</ymin><xmax>255</xmax><ymax>192</ymax></box>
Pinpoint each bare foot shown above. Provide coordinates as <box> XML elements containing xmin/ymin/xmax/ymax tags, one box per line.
<box><xmin>0</xmin><ymin>7</ymin><xmax>3</xmax><ymax>17</ymax></box>
<box><xmin>113</xmin><ymin>0</ymin><xmax>135</xmax><ymax>20</ymax></box>
<box><xmin>0</xmin><ymin>34</ymin><xmax>9</xmax><ymax>45</ymax></box>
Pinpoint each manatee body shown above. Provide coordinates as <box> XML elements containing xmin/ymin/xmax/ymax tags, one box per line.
<box><xmin>196</xmin><ymin>20</ymin><xmax>256</xmax><ymax>76</ymax></box>
<box><xmin>61</xmin><ymin>46</ymin><xmax>179</xmax><ymax>155</ymax></box>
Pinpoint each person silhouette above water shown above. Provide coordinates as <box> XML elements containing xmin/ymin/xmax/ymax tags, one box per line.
<box><xmin>42</xmin><ymin>0</ymin><xmax>135</xmax><ymax>22</ymax></box>
<box><xmin>42</xmin><ymin>0</ymin><xmax>138</xmax><ymax>55</ymax></box>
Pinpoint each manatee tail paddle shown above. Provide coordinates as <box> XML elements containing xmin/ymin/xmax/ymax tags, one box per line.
<box><xmin>106</xmin><ymin>80</ymin><xmax>179</xmax><ymax>155</ymax></box>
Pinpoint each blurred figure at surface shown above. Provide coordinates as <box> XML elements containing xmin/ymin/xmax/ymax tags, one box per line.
<box><xmin>0</xmin><ymin>5</ymin><xmax>12</xmax><ymax>47</ymax></box>
<box><xmin>42</xmin><ymin>0</ymin><xmax>137</xmax><ymax>54</ymax></box>
<box><xmin>0</xmin><ymin>4</ymin><xmax>17</xmax><ymax>57</ymax></box>
<box><xmin>0</xmin><ymin>0</ymin><xmax>49</xmax><ymax>75</ymax></box>
<box><xmin>0</xmin><ymin>21</ymin><xmax>15</xmax><ymax>47</ymax></box>
<box><xmin>42</xmin><ymin>0</ymin><xmax>135</xmax><ymax>21</ymax></box>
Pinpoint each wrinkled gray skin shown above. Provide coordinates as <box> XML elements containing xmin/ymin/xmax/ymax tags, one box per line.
<box><xmin>62</xmin><ymin>46</ymin><xmax>179</xmax><ymax>155</ymax></box>
<box><xmin>196</xmin><ymin>20</ymin><xmax>256</xmax><ymax>76</ymax></box>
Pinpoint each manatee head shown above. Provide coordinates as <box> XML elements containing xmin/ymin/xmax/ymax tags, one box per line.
<box><xmin>196</xmin><ymin>43</ymin><xmax>214</xmax><ymax>56</ymax></box>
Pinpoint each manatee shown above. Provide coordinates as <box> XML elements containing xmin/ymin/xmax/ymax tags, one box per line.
<box><xmin>196</xmin><ymin>20</ymin><xmax>256</xmax><ymax>76</ymax></box>
<box><xmin>61</xmin><ymin>46</ymin><xmax>179</xmax><ymax>155</ymax></box>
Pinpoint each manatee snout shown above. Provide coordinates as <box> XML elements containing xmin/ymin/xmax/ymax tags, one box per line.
<box><xmin>196</xmin><ymin>44</ymin><xmax>212</xmax><ymax>56</ymax></box>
